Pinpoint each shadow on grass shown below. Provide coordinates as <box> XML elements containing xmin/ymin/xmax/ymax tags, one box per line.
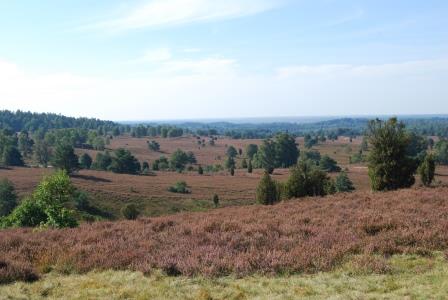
<box><xmin>72</xmin><ymin>174</ymin><xmax>112</xmax><ymax>183</ymax></box>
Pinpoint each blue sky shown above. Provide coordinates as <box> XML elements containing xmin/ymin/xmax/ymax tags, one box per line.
<box><xmin>0</xmin><ymin>0</ymin><xmax>447</xmax><ymax>120</ymax></box>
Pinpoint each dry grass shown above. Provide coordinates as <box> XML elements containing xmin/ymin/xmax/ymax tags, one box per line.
<box><xmin>1</xmin><ymin>253</ymin><xmax>447</xmax><ymax>299</ymax></box>
<box><xmin>1</xmin><ymin>187</ymin><xmax>448</xmax><ymax>282</ymax></box>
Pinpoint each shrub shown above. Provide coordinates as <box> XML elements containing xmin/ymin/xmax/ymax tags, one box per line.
<box><xmin>2</xmin><ymin>171</ymin><xmax>78</xmax><ymax>228</ymax></box>
<box><xmin>319</xmin><ymin>155</ymin><xmax>341</xmax><ymax>172</ymax></box>
<box><xmin>198</xmin><ymin>165</ymin><xmax>204</xmax><ymax>175</ymax></box>
<box><xmin>110</xmin><ymin>148</ymin><xmax>141</xmax><ymax>174</ymax></box>
<box><xmin>212</xmin><ymin>194</ymin><xmax>219</xmax><ymax>208</ymax></box>
<box><xmin>52</xmin><ymin>143</ymin><xmax>79</xmax><ymax>174</ymax></box>
<box><xmin>418</xmin><ymin>154</ymin><xmax>435</xmax><ymax>187</ymax></box>
<box><xmin>121</xmin><ymin>204</ymin><xmax>139</xmax><ymax>220</ymax></box>
<box><xmin>79</xmin><ymin>153</ymin><xmax>93</xmax><ymax>169</ymax></box>
<box><xmin>0</xmin><ymin>179</ymin><xmax>17</xmax><ymax>217</ymax></box>
<box><xmin>247</xmin><ymin>159</ymin><xmax>253</xmax><ymax>173</ymax></box>
<box><xmin>367</xmin><ymin>118</ymin><xmax>417</xmax><ymax>191</ymax></box>
<box><xmin>230</xmin><ymin>167</ymin><xmax>235</xmax><ymax>176</ymax></box>
<box><xmin>335</xmin><ymin>171</ymin><xmax>355</xmax><ymax>192</ymax></box>
<box><xmin>147</xmin><ymin>140</ymin><xmax>160</xmax><ymax>152</ymax></box>
<box><xmin>256</xmin><ymin>172</ymin><xmax>279</xmax><ymax>205</ymax></box>
<box><xmin>168</xmin><ymin>181</ymin><xmax>191</xmax><ymax>194</ymax></box>
<box><xmin>2</xmin><ymin>146</ymin><xmax>24</xmax><ymax>167</ymax></box>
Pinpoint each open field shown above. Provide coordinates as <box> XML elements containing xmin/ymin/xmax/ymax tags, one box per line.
<box><xmin>1</xmin><ymin>187</ymin><xmax>448</xmax><ymax>284</ymax></box>
<box><xmin>2</xmin><ymin>253</ymin><xmax>448</xmax><ymax>300</ymax></box>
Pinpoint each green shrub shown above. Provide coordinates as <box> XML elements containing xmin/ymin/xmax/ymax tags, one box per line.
<box><xmin>168</xmin><ymin>181</ymin><xmax>190</xmax><ymax>194</ymax></box>
<box><xmin>418</xmin><ymin>154</ymin><xmax>435</xmax><ymax>187</ymax></box>
<box><xmin>335</xmin><ymin>171</ymin><xmax>355</xmax><ymax>192</ymax></box>
<box><xmin>0</xmin><ymin>179</ymin><xmax>17</xmax><ymax>217</ymax></box>
<box><xmin>121</xmin><ymin>204</ymin><xmax>139</xmax><ymax>220</ymax></box>
<box><xmin>256</xmin><ymin>172</ymin><xmax>279</xmax><ymax>205</ymax></box>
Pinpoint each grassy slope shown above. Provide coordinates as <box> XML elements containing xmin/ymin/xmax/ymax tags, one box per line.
<box><xmin>1</xmin><ymin>253</ymin><xmax>447</xmax><ymax>300</ymax></box>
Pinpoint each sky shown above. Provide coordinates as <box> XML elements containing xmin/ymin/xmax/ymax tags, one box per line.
<box><xmin>0</xmin><ymin>0</ymin><xmax>447</xmax><ymax>121</ymax></box>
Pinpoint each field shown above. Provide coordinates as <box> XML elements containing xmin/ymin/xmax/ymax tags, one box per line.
<box><xmin>1</xmin><ymin>187</ymin><xmax>448</xmax><ymax>298</ymax></box>
<box><xmin>2</xmin><ymin>135</ymin><xmax>448</xmax><ymax>219</ymax></box>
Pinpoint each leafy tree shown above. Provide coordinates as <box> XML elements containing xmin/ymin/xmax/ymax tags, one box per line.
<box><xmin>254</xmin><ymin>139</ymin><xmax>277</xmax><ymax>174</ymax></box>
<box><xmin>0</xmin><ymin>179</ymin><xmax>17</xmax><ymax>217</ymax></box>
<box><xmin>121</xmin><ymin>204</ymin><xmax>139</xmax><ymax>220</ymax></box>
<box><xmin>79</xmin><ymin>153</ymin><xmax>93</xmax><ymax>169</ymax></box>
<box><xmin>170</xmin><ymin>149</ymin><xmax>191</xmax><ymax>171</ymax></box>
<box><xmin>92</xmin><ymin>151</ymin><xmax>112</xmax><ymax>171</ymax></box>
<box><xmin>349</xmin><ymin>151</ymin><xmax>365</xmax><ymax>164</ymax></box>
<box><xmin>319</xmin><ymin>155</ymin><xmax>341</xmax><ymax>172</ymax></box>
<box><xmin>2</xmin><ymin>171</ymin><xmax>78</xmax><ymax>228</ymax></box>
<box><xmin>33</xmin><ymin>139</ymin><xmax>51</xmax><ymax>167</ymax></box>
<box><xmin>226</xmin><ymin>146</ymin><xmax>238</xmax><ymax>158</ymax></box>
<box><xmin>52</xmin><ymin>143</ymin><xmax>79</xmax><ymax>174</ymax></box>
<box><xmin>153</xmin><ymin>156</ymin><xmax>169</xmax><ymax>171</ymax></box>
<box><xmin>148</xmin><ymin>140</ymin><xmax>160</xmax><ymax>152</ymax></box>
<box><xmin>367</xmin><ymin>118</ymin><xmax>417</xmax><ymax>191</ymax></box>
<box><xmin>18</xmin><ymin>131</ymin><xmax>34</xmax><ymax>158</ymax></box>
<box><xmin>212</xmin><ymin>194</ymin><xmax>219</xmax><ymax>208</ymax></box>
<box><xmin>285</xmin><ymin>159</ymin><xmax>331</xmax><ymax>198</ymax></box>
<box><xmin>304</xmin><ymin>134</ymin><xmax>318</xmax><ymax>149</ymax></box>
<box><xmin>418</xmin><ymin>154</ymin><xmax>435</xmax><ymax>187</ymax></box>
<box><xmin>435</xmin><ymin>140</ymin><xmax>448</xmax><ymax>165</ymax></box>
<box><xmin>186</xmin><ymin>151</ymin><xmax>197</xmax><ymax>164</ymax></box>
<box><xmin>302</xmin><ymin>150</ymin><xmax>321</xmax><ymax>164</ymax></box>
<box><xmin>2</xmin><ymin>146</ymin><xmax>24</xmax><ymax>167</ymax></box>
<box><xmin>110</xmin><ymin>148</ymin><xmax>141</xmax><ymax>174</ymax></box>
<box><xmin>334</xmin><ymin>171</ymin><xmax>355</xmax><ymax>192</ymax></box>
<box><xmin>275</xmin><ymin>133</ymin><xmax>299</xmax><ymax>168</ymax></box>
<box><xmin>245</xmin><ymin>144</ymin><xmax>258</xmax><ymax>160</ymax></box>
<box><xmin>256</xmin><ymin>172</ymin><xmax>279</xmax><ymax>205</ymax></box>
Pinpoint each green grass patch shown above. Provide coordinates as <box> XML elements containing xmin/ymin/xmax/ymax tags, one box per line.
<box><xmin>1</xmin><ymin>253</ymin><xmax>448</xmax><ymax>299</ymax></box>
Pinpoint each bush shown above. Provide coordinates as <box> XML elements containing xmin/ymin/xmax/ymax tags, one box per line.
<box><xmin>198</xmin><ymin>165</ymin><xmax>204</xmax><ymax>175</ymax></box>
<box><xmin>79</xmin><ymin>153</ymin><xmax>92</xmax><ymax>169</ymax></box>
<box><xmin>2</xmin><ymin>146</ymin><xmax>24</xmax><ymax>167</ymax></box>
<box><xmin>168</xmin><ymin>181</ymin><xmax>191</xmax><ymax>194</ymax></box>
<box><xmin>212</xmin><ymin>194</ymin><xmax>219</xmax><ymax>208</ymax></box>
<box><xmin>367</xmin><ymin>118</ymin><xmax>417</xmax><ymax>191</ymax></box>
<box><xmin>2</xmin><ymin>171</ymin><xmax>78</xmax><ymax>228</ymax></box>
<box><xmin>418</xmin><ymin>154</ymin><xmax>435</xmax><ymax>187</ymax></box>
<box><xmin>319</xmin><ymin>155</ymin><xmax>341</xmax><ymax>172</ymax></box>
<box><xmin>334</xmin><ymin>171</ymin><xmax>355</xmax><ymax>192</ymax></box>
<box><xmin>52</xmin><ymin>143</ymin><xmax>79</xmax><ymax>174</ymax></box>
<box><xmin>121</xmin><ymin>204</ymin><xmax>139</xmax><ymax>220</ymax></box>
<box><xmin>110</xmin><ymin>148</ymin><xmax>141</xmax><ymax>174</ymax></box>
<box><xmin>256</xmin><ymin>172</ymin><xmax>279</xmax><ymax>205</ymax></box>
<box><xmin>0</xmin><ymin>179</ymin><xmax>17</xmax><ymax>217</ymax></box>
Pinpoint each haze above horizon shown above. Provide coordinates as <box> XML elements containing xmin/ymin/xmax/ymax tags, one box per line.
<box><xmin>1</xmin><ymin>0</ymin><xmax>447</xmax><ymax>121</ymax></box>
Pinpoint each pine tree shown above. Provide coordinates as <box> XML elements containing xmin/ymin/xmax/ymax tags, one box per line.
<box><xmin>334</xmin><ymin>171</ymin><xmax>355</xmax><ymax>192</ymax></box>
<box><xmin>212</xmin><ymin>194</ymin><xmax>219</xmax><ymax>208</ymax></box>
<box><xmin>256</xmin><ymin>172</ymin><xmax>278</xmax><ymax>205</ymax></box>
<box><xmin>247</xmin><ymin>159</ymin><xmax>253</xmax><ymax>173</ymax></box>
<box><xmin>418</xmin><ymin>154</ymin><xmax>435</xmax><ymax>187</ymax></box>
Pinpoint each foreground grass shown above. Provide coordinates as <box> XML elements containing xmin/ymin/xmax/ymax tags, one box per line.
<box><xmin>2</xmin><ymin>253</ymin><xmax>448</xmax><ymax>300</ymax></box>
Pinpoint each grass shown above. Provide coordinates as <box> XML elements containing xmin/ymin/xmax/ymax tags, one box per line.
<box><xmin>1</xmin><ymin>253</ymin><xmax>447</xmax><ymax>299</ymax></box>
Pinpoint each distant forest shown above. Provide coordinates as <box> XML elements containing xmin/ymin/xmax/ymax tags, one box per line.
<box><xmin>1</xmin><ymin>110</ymin><xmax>448</xmax><ymax>139</ymax></box>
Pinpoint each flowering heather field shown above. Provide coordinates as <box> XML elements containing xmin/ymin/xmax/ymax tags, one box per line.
<box><xmin>1</xmin><ymin>187</ymin><xmax>448</xmax><ymax>284</ymax></box>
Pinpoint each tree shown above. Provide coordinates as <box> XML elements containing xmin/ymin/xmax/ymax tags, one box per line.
<box><xmin>33</xmin><ymin>139</ymin><xmax>51</xmax><ymax>167</ymax></box>
<box><xmin>92</xmin><ymin>151</ymin><xmax>112</xmax><ymax>171</ymax></box>
<box><xmin>285</xmin><ymin>159</ymin><xmax>331</xmax><ymax>199</ymax></box>
<box><xmin>110</xmin><ymin>148</ymin><xmax>140</xmax><ymax>174</ymax></box>
<box><xmin>18</xmin><ymin>131</ymin><xmax>34</xmax><ymax>158</ymax></box>
<box><xmin>0</xmin><ymin>179</ymin><xmax>17</xmax><ymax>217</ymax></box>
<box><xmin>147</xmin><ymin>140</ymin><xmax>160</xmax><ymax>152</ymax></box>
<box><xmin>334</xmin><ymin>171</ymin><xmax>355</xmax><ymax>192</ymax></box>
<box><xmin>256</xmin><ymin>172</ymin><xmax>279</xmax><ymax>205</ymax></box>
<box><xmin>230</xmin><ymin>167</ymin><xmax>235</xmax><ymax>176</ymax></box>
<box><xmin>2</xmin><ymin>146</ymin><xmax>24</xmax><ymax>167</ymax></box>
<box><xmin>121</xmin><ymin>204</ymin><xmax>139</xmax><ymax>220</ymax></box>
<box><xmin>198</xmin><ymin>165</ymin><xmax>204</xmax><ymax>175</ymax></box>
<box><xmin>254</xmin><ymin>139</ymin><xmax>277</xmax><ymax>174</ymax></box>
<box><xmin>247</xmin><ymin>159</ymin><xmax>253</xmax><ymax>173</ymax></box>
<box><xmin>2</xmin><ymin>171</ymin><xmax>78</xmax><ymax>228</ymax></box>
<box><xmin>275</xmin><ymin>133</ymin><xmax>299</xmax><ymax>168</ymax></box>
<box><xmin>241</xmin><ymin>158</ymin><xmax>248</xmax><ymax>169</ymax></box>
<box><xmin>53</xmin><ymin>143</ymin><xmax>79</xmax><ymax>174</ymax></box>
<box><xmin>212</xmin><ymin>194</ymin><xmax>219</xmax><ymax>208</ymax></box>
<box><xmin>246</xmin><ymin>144</ymin><xmax>258</xmax><ymax>160</ymax></box>
<box><xmin>418</xmin><ymin>154</ymin><xmax>435</xmax><ymax>187</ymax></box>
<box><xmin>224</xmin><ymin>156</ymin><xmax>236</xmax><ymax>170</ymax></box>
<box><xmin>319</xmin><ymin>155</ymin><xmax>341</xmax><ymax>172</ymax></box>
<box><xmin>304</xmin><ymin>134</ymin><xmax>318</xmax><ymax>149</ymax></box>
<box><xmin>226</xmin><ymin>146</ymin><xmax>238</xmax><ymax>158</ymax></box>
<box><xmin>170</xmin><ymin>149</ymin><xmax>190</xmax><ymax>171</ymax></box>
<box><xmin>435</xmin><ymin>140</ymin><xmax>448</xmax><ymax>165</ymax></box>
<box><xmin>79</xmin><ymin>153</ymin><xmax>93</xmax><ymax>169</ymax></box>
<box><xmin>367</xmin><ymin>118</ymin><xmax>418</xmax><ymax>191</ymax></box>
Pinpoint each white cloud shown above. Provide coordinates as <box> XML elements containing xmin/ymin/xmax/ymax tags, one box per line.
<box><xmin>0</xmin><ymin>58</ymin><xmax>447</xmax><ymax>120</ymax></box>
<box><xmin>133</xmin><ymin>48</ymin><xmax>173</xmax><ymax>63</ymax></box>
<box><xmin>89</xmin><ymin>0</ymin><xmax>281</xmax><ymax>31</ymax></box>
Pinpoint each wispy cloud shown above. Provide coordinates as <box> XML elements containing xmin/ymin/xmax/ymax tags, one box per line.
<box><xmin>88</xmin><ymin>0</ymin><xmax>282</xmax><ymax>32</ymax></box>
